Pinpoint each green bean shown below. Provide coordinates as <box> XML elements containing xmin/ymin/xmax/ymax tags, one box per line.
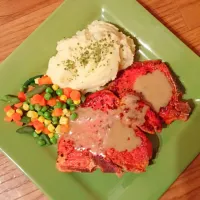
<box><xmin>16</xmin><ymin>126</ymin><xmax>35</xmax><ymax>134</ymax></box>
<box><xmin>39</xmin><ymin>134</ymin><xmax>51</xmax><ymax>145</ymax></box>
<box><xmin>21</xmin><ymin>116</ymin><xmax>31</xmax><ymax>124</ymax></box>
<box><xmin>0</xmin><ymin>95</ymin><xmax>20</xmax><ymax>105</ymax></box>
<box><xmin>37</xmin><ymin>139</ymin><xmax>46</xmax><ymax>146</ymax></box>
<box><xmin>50</xmin><ymin>136</ymin><xmax>57</xmax><ymax>144</ymax></box>
<box><xmin>21</xmin><ymin>75</ymin><xmax>43</xmax><ymax>92</ymax></box>
<box><xmin>26</xmin><ymin>85</ymin><xmax>48</xmax><ymax>98</ymax></box>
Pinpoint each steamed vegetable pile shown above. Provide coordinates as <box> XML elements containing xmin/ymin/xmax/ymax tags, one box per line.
<box><xmin>1</xmin><ymin>75</ymin><xmax>85</xmax><ymax>146</ymax></box>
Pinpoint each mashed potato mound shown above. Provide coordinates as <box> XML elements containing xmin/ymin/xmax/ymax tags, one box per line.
<box><xmin>46</xmin><ymin>20</ymin><xmax>135</xmax><ymax>92</ymax></box>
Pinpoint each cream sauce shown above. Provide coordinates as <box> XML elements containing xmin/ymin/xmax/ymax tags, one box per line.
<box><xmin>65</xmin><ymin>95</ymin><xmax>147</xmax><ymax>154</ymax></box>
<box><xmin>134</xmin><ymin>70</ymin><xmax>172</xmax><ymax>112</ymax></box>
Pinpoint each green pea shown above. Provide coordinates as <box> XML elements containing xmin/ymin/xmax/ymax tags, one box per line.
<box><xmin>45</xmin><ymin>115</ymin><xmax>52</xmax><ymax>120</ymax></box>
<box><xmin>54</xmin><ymin>133</ymin><xmax>59</xmax><ymax>139</ymax></box>
<box><xmin>81</xmin><ymin>95</ymin><xmax>86</xmax><ymax>103</ymax></box>
<box><xmin>38</xmin><ymin>111</ymin><xmax>44</xmax><ymax>116</ymax></box>
<box><xmin>70</xmin><ymin>105</ymin><xmax>76</xmax><ymax>111</ymax></box>
<box><xmin>44</xmin><ymin>93</ymin><xmax>52</xmax><ymax>100</ymax></box>
<box><xmin>62</xmin><ymin>104</ymin><xmax>67</xmax><ymax>109</ymax></box>
<box><xmin>45</xmin><ymin>87</ymin><xmax>53</xmax><ymax>93</ymax></box>
<box><xmin>44</xmin><ymin>111</ymin><xmax>51</xmax><ymax>119</ymax></box>
<box><xmin>33</xmin><ymin>132</ymin><xmax>39</xmax><ymax>138</ymax></box>
<box><xmin>56</xmin><ymin>89</ymin><xmax>63</xmax><ymax>96</ymax></box>
<box><xmin>37</xmin><ymin>139</ymin><xmax>46</xmax><ymax>146</ymax></box>
<box><xmin>70</xmin><ymin>112</ymin><xmax>78</xmax><ymax>120</ymax></box>
<box><xmin>67</xmin><ymin>98</ymin><xmax>73</xmax><ymax>105</ymax></box>
<box><xmin>52</xmin><ymin>121</ymin><xmax>58</xmax><ymax>125</ymax></box>
<box><xmin>29</xmin><ymin>104</ymin><xmax>34</xmax><ymax>111</ymax></box>
<box><xmin>52</xmin><ymin>116</ymin><xmax>59</xmax><ymax>121</ymax></box>
<box><xmin>55</xmin><ymin>101</ymin><xmax>62</xmax><ymax>108</ymax></box>
<box><xmin>41</xmin><ymin>106</ymin><xmax>48</xmax><ymax>112</ymax></box>
<box><xmin>34</xmin><ymin>104</ymin><xmax>41</xmax><ymax>111</ymax></box>
<box><xmin>50</xmin><ymin>136</ymin><xmax>57</xmax><ymax>144</ymax></box>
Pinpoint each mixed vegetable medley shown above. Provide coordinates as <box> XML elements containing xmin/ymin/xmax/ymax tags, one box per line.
<box><xmin>1</xmin><ymin>75</ymin><xmax>85</xmax><ymax>146</ymax></box>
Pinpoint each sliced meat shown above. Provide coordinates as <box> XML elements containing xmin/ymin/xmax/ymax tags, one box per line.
<box><xmin>105</xmin><ymin>128</ymin><xmax>152</xmax><ymax>173</ymax></box>
<box><xmin>57</xmin><ymin>90</ymin><xmax>153</xmax><ymax>176</ymax></box>
<box><xmin>57</xmin><ymin>139</ymin><xmax>96</xmax><ymax>173</ymax></box>
<box><xmin>83</xmin><ymin>90</ymin><xmax>119</xmax><ymax>112</ymax></box>
<box><xmin>108</xmin><ymin>60</ymin><xmax>191</xmax><ymax>124</ymax></box>
<box><xmin>83</xmin><ymin>90</ymin><xmax>162</xmax><ymax>134</ymax></box>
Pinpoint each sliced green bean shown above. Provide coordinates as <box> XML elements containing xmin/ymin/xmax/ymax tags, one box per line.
<box><xmin>26</xmin><ymin>85</ymin><xmax>48</xmax><ymax>98</ymax></box>
<box><xmin>21</xmin><ymin>116</ymin><xmax>31</xmax><ymax>124</ymax></box>
<box><xmin>16</xmin><ymin>126</ymin><xmax>35</xmax><ymax>134</ymax></box>
<box><xmin>0</xmin><ymin>95</ymin><xmax>20</xmax><ymax>105</ymax></box>
<box><xmin>21</xmin><ymin>75</ymin><xmax>43</xmax><ymax>92</ymax></box>
<box><xmin>39</xmin><ymin>134</ymin><xmax>51</xmax><ymax>145</ymax></box>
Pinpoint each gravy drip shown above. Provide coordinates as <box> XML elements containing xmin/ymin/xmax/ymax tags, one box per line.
<box><xmin>134</xmin><ymin>70</ymin><xmax>172</xmax><ymax>112</ymax></box>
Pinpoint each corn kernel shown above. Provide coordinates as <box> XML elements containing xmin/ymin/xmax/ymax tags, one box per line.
<box><xmin>27</xmin><ymin>111</ymin><xmax>33</xmax><ymax>117</ymax></box>
<box><xmin>44</xmin><ymin>119</ymin><xmax>51</xmax><ymax>126</ymax></box>
<box><xmin>22</xmin><ymin>103</ymin><xmax>29</xmax><ymax>111</ymax></box>
<box><xmin>55</xmin><ymin>125</ymin><xmax>61</xmax><ymax>134</ymax></box>
<box><xmin>6</xmin><ymin>109</ymin><xmax>15</xmax><ymax>117</ymax></box>
<box><xmin>35</xmin><ymin>129</ymin><xmax>42</xmax><ymax>134</ymax></box>
<box><xmin>60</xmin><ymin>95</ymin><xmax>67</xmax><ymax>102</ymax></box>
<box><xmin>27</xmin><ymin>111</ymin><xmax>38</xmax><ymax>118</ymax></box>
<box><xmin>31</xmin><ymin>111</ymin><xmax>38</xmax><ymax>118</ymax></box>
<box><xmin>59</xmin><ymin>116</ymin><xmax>68</xmax><ymax>125</ymax></box>
<box><xmin>34</xmin><ymin>78</ymin><xmax>39</xmax><ymax>84</ymax></box>
<box><xmin>38</xmin><ymin>116</ymin><xmax>45</xmax><ymax>123</ymax></box>
<box><xmin>63</xmin><ymin>109</ymin><xmax>70</xmax><ymax>117</ymax></box>
<box><xmin>48</xmin><ymin>133</ymin><xmax>54</xmax><ymax>138</ymax></box>
<box><xmin>47</xmin><ymin>124</ymin><xmax>55</xmax><ymax>132</ymax></box>
<box><xmin>16</xmin><ymin>109</ymin><xmax>23</xmax><ymax>116</ymax></box>
<box><xmin>74</xmin><ymin>100</ymin><xmax>81</xmax><ymax>105</ymax></box>
<box><xmin>52</xmin><ymin>84</ymin><xmax>59</xmax><ymax>91</ymax></box>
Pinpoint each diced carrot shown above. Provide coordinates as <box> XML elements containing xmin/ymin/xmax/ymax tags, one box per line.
<box><xmin>43</xmin><ymin>127</ymin><xmax>50</xmax><ymax>135</ymax></box>
<box><xmin>40</xmin><ymin>97</ymin><xmax>46</xmax><ymax>106</ymax></box>
<box><xmin>12</xmin><ymin>113</ymin><xmax>21</xmax><ymax>121</ymax></box>
<box><xmin>15</xmin><ymin>121</ymin><xmax>23</xmax><ymax>126</ymax></box>
<box><xmin>38</xmin><ymin>75</ymin><xmax>53</xmax><ymax>85</ymax></box>
<box><xmin>63</xmin><ymin>88</ymin><xmax>72</xmax><ymax>98</ymax></box>
<box><xmin>31</xmin><ymin>94</ymin><xmax>46</xmax><ymax>106</ymax></box>
<box><xmin>4</xmin><ymin>105</ymin><xmax>12</xmax><ymax>113</ymax></box>
<box><xmin>27</xmin><ymin>85</ymin><xmax>35</xmax><ymax>92</ymax></box>
<box><xmin>4</xmin><ymin>116</ymin><xmax>12</xmax><ymax>122</ymax></box>
<box><xmin>60</xmin><ymin>125</ymin><xmax>69</xmax><ymax>133</ymax></box>
<box><xmin>14</xmin><ymin>102</ymin><xmax>23</xmax><ymax>108</ymax></box>
<box><xmin>18</xmin><ymin>92</ymin><xmax>26</xmax><ymax>102</ymax></box>
<box><xmin>31</xmin><ymin>94</ymin><xmax>42</xmax><ymax>104</ymax></box>
<box><xmin>47</xmin><ymin>98</ymin><xmax>57</xmax><ymax>107</ymax></box>
<box><xmin>52</xmin><ymin>108</ymin><xmax>63</xmax><ymax>117</ymax></box>
<box><xmin>32</xmin><ymin>120</ymin><xmax>44</xmax><ymax>131</ymax></box>
<box><xmin>70</xmin><ymin>90</ymin><xmax>81</xmax><ymax>101</ymax></box>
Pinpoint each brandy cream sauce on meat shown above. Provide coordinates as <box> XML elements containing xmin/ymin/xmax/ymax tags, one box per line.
<box><xmin>134</xmin><ymin>70</ymin><xmax>172</xmax><ymax>112</ymax></box>
<box><xmin>65</xmin><ymin>95</ymin><xmax>148</xmax><ymax>154</ymax></box>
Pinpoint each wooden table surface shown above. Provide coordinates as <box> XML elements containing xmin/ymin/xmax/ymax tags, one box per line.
<box><xmin>0</xmin><ymin>0</ymin><xmax>199</xmax><ymax>199</ymax></box>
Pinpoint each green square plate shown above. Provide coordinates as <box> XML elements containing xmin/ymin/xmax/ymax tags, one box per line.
<box><xmin>0</xmin><ymin>0</ymin><xmax>200</xmax><ymax>199</ymax></box>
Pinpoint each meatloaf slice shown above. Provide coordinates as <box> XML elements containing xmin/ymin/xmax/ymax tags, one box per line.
<box><xmin>57</xmin><ymin>90</ymin><xmax>153</xmax><ymax>176</ymax></box>
<box><xmin>108</xmin><ymin>60</ymin><xmax>191</xmax><ymax>124</ymax></box>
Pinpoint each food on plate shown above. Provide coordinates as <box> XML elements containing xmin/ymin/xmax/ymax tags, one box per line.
<box><xmin>57</xmin><ymin>90</ymin><xmax>153</xmax><ymax>176</ymax></box>
<box><xmin>1</xmin><ymin>20</ymin><xmax>192</xmax><ymax>176</ymax></box>
<box><xmin>108</xmin><ymin>60</ymin><xmax>191</xmax><ymax>124</ymax></box>
<box><xmin>46</xmin><ymin>20</ymin><xmax>135</xmax><ymax>92</ymax></box>
<box><xmin>2</xmin><ymin>75</ymin><xmax>85</xmax><ymax>146</ymax></box>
